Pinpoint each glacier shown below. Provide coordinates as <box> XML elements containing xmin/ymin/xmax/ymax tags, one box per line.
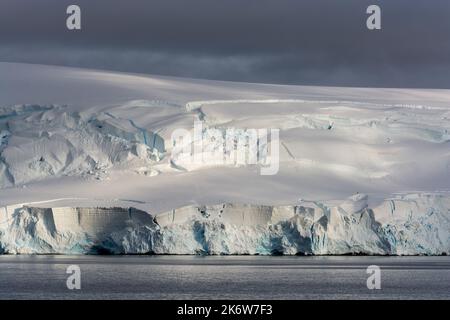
<box><xmin>1</xmin><ymin>62</ymin><xmax>450</xmax><ymax>256</ymax></box>
<box><xmin>1</xmin><ymin>193</ymin><xmax>448</xmax><ymax>255</ymax></box>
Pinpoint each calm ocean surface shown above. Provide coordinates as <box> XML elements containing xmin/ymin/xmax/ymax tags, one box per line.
<box><xmin>0</xmin><ymin>255</ymin><xmax>449</xmax><ymax>299</ymax></box>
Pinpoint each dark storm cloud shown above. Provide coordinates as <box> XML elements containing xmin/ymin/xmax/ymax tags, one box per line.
<box><xmin>0</xmin><ymin>0</ymin><xmax>450</xmax><ymax>88</ymax></box>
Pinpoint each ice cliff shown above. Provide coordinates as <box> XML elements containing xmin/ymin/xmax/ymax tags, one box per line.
<box><xmin>0</xmin><ymin>193</ymin><xmax>448</xmax><ymax>255</ymax></box>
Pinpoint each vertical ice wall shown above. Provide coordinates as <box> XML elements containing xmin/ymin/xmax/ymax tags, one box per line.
<box><xmin>0</xmin><ymin>194</ymin><xmax>449</xmax><ymax>255</ymax></box>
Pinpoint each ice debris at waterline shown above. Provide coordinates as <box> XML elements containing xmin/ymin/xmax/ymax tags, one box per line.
<box><xmin>0</xmin><ymin>193</ymin><xmax>448</xmax><ymax>255</ymax></box>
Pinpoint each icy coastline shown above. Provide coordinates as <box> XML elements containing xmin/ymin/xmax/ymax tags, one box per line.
<box><xmin>1</xmin><ymin>193</ymin><xmax>448</xmax><ymax>256</ymax></box>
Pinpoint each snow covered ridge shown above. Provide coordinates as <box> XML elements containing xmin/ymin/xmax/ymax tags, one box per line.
<box><xmin>0</xmin><ymin>193</ymin><xmax>448</xmax><ymax>255</ymax></box>
<box><xmin>185</xmin><ymin>99</ymin><xmax>448</xmax><ymax>113</ymax></box>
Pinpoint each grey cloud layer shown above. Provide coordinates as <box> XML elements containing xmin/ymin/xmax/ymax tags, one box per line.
<box><xmin>1</xmin><ymin>0</ymin><xmax>449</xmax><ymax>87</ymax></box>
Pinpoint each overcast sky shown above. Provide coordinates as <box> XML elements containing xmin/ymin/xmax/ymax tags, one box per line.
<box><xmin>1</xmin><ymin>0</ymin><xmax>450</xmax><ymax>88</ymax></box>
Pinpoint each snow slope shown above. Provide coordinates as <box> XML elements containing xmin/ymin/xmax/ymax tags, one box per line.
<box><xmin>0</xmin><ymin>62</ymin><xmax>449</xmax><ymax>255</ymax></box>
